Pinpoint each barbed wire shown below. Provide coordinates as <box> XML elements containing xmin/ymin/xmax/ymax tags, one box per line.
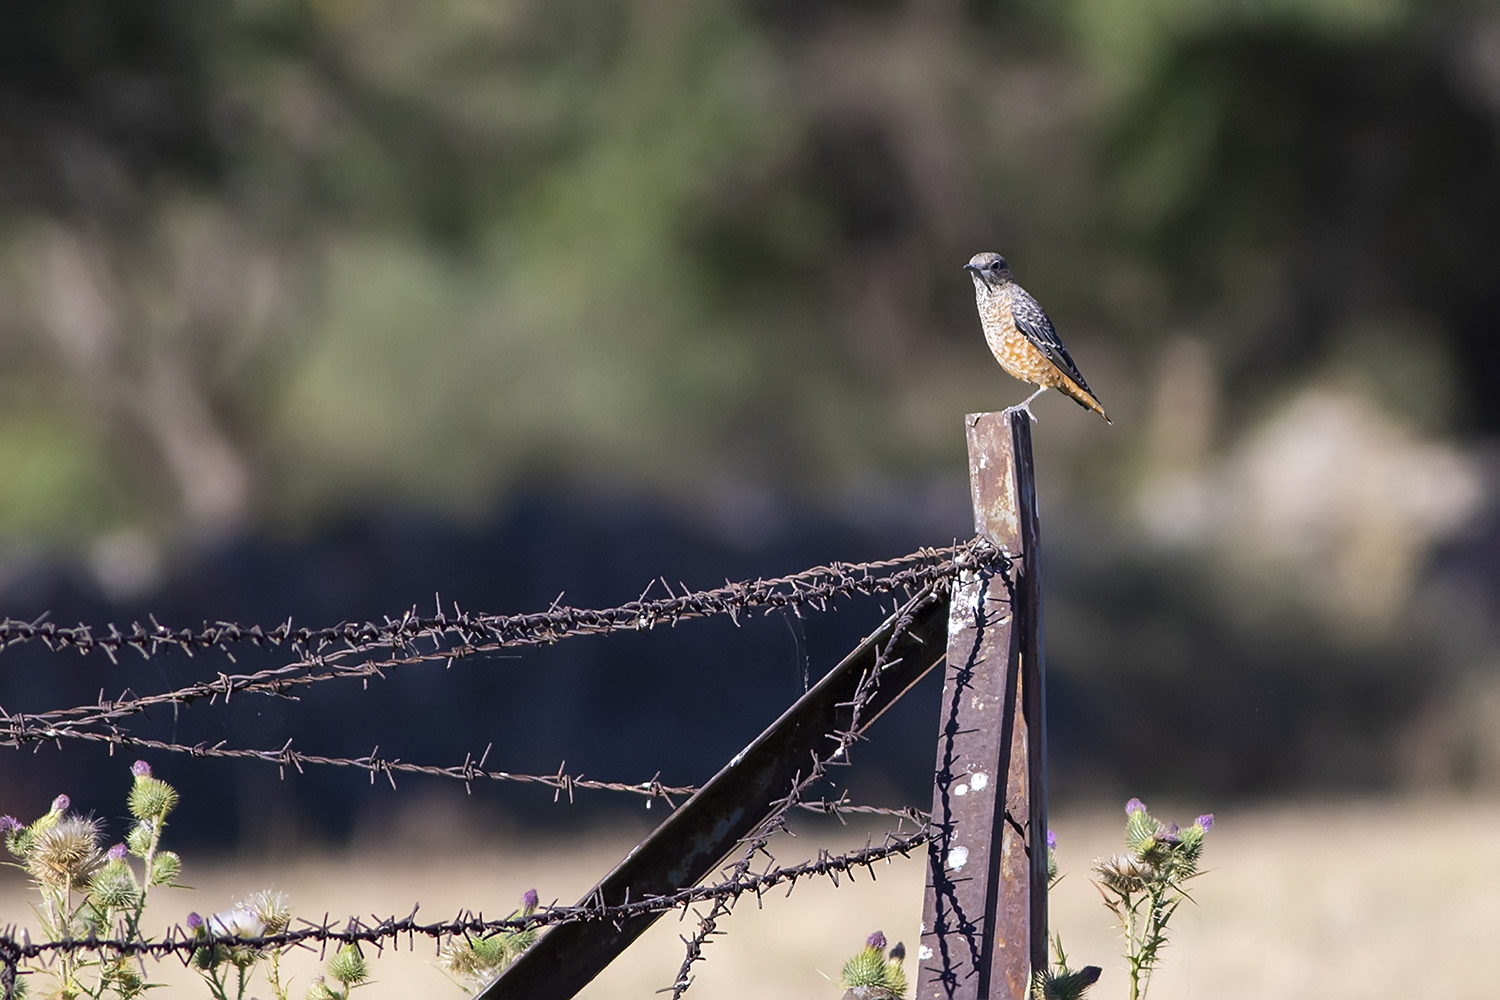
<box><xmin>0</xmin><ymin>544</ymin><xmax>993</xmax><ymax>663</ymax></box>
<box><xmin>660</xmin><ymin>584</ymin><xmax>942</xmax><ymax>997</ymax></box>
<box><xmin>0</xmin><ymin>825</ymin><xmax>930</xmax><ymax>977</ymax></box>
<box><xmin>0</xmin><ymin>544</ymin><xmax>984</xmax><ymax>997</ymax></box>
<box><xmin>0</xmin><ymin>542</ymin><xmax>1002</xmax><ymax>748</ymax></box>
<box><xmin>0</xmin><ymin>718</ymin><xmax>929</xmax><ymax>822</ymax></box>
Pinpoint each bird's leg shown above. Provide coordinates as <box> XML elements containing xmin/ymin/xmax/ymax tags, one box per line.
<box><xmin>1002</xmin><ymin>385</ymin><xmax>1047</xmax><ymax>424</ymax></box>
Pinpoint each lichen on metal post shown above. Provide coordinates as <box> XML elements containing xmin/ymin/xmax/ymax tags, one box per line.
<box><xmin>916</xmin><ymin>410</ymin><xmax>1047</xmax><ymax>1000</ymax></box>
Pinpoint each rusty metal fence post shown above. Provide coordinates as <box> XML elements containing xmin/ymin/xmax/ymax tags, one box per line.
<box><xmin>917</xmin><ymin>410</ymin><xmax>1048</xmax><ymax>1000</ymax></box>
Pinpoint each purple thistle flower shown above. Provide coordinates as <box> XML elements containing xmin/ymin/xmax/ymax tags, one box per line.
<box><xmin>1046</xmin><ymin>830</ymin><xmax>1058</xmax><ymax>850</ymax></box>
<box><xmin>1125</xmin><ymin>798</ymin><xmax>1146</xmax><ymax>816</ymax></box>
<box><xmin>0</xmin><ymin>816</ymin><xmax>20</xmax><ymax>834</ymax></box>
<box><xmin>522</xmin><ymin>889</ymin><xmax>539</xmax><ymax>911</ymax></box>
<box><xmin>132</xmin><ymin>761</ymin><xmax>152</xmax><ymax>778</ymax></box>
<box><xmin>108</xmin><ymin>843</ymin><xmax>128</xmax><ymax>862</ymax></box>
<box><xmin>50</xmin><ymin>794</ymin><xmax>70</xmax><ymax>814</ymax></box>
<box><xmin>1162</xmin><ymin>822</ymin><xmax>1181</xmax><ymax>844</ymax></box>
<box><xmin>1196</xmin><ymin>813</ymin><xmax>1214</xmax><ymax>832</ymax></box>
<box><xmin>186</xmin><ymin>912</ymin><xmax>204</xmax><ymax>932</ymax></box>
<box><xmin>866</xmin><ymin>930</ymin><xmax>887</xmax><ymax>952</ymax></box>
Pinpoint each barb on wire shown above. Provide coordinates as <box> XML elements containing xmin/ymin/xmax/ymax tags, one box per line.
<box><xmin>0</xmin><ymin>544</ymin><xmax>992</xmax><ymax>662</ymax></box>
<box><xmin>0</xmin><ymin>827</ymin><xmax>931</xmax><ymax>973</ymax></box>
<box><xmin>0</xmin><ymin>720</ymin><xmax>929</xmax><ymax>824</ymax></box>
<box><xmin>0</xmin><ymin>542</ymin><xmax>1001</xmax><ymax>744</ymax></box>
<box><xmin>659</xmin><ymin>584</ymin><xmax>944</xmax><ymax>996</ymax></box>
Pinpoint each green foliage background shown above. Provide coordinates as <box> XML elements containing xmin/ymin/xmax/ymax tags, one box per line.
<box><xmin>4</xmin><ymin>0</ymin><xmax>1500</xmax><ymax>795</ymax></box>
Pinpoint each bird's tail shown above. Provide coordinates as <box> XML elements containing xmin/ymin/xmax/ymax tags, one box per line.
<box><xmin>1057</xmin><ymin>374</ymin><xmax>1112</xmax><ymax>425</ymax></box>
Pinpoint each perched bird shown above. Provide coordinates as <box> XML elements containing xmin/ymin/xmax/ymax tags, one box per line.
<box><xmin>965</xmin><ymin>252</ymin><xmax>1110</xmax><ymax>424</ymax></box>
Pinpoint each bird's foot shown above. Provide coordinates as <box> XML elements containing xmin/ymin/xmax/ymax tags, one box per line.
<box><xmin>1000</xmin><ymin>401</ymin><xmax>1039</xmax><ymax>425</ymax></box>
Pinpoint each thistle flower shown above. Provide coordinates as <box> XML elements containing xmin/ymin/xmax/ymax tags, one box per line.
<box><xmin>1047</xmin><ymin>830</ymin><xmax>1058</xmax><ymax>850</ymax></box>
<box><xmin>50</xmin><ymin>794</ymin><xmax>70</xmax><ymax>815</ymax></box>
<box><xmin>186</xmin><ymin>911</ymin><xmax>205</xmax><ymax>934</ymax></box>
<box><xmin>131</xmin><ymin>761</ymin><xmax>151</xmax><ymax>779</ymax></box>
<box><xmin>26</xmin><ymin>815</ymin><xmax>103</xmax><ymax>887</ymax></box>
<box><xmin>1195</xmin><ymin>814</ymin><xmax>1214</xmax><ymax>832</ymax></box>
<box><xmin>244</xmin><ymin>890</ymin><xmax>291</xmax><ymax>935</ymax></box>
<box><xmin>206</xmin><ymin>905</ymin><xmax>265</xmax><ymax>939</ymax></box>
<box><xmin>1124</xmin><ymin>798</ymin><xmax>1146</xmax><ymax>816</ymax></box>
<box><xmin>866</xmin><ymin>931</ymin><xmax>887</xmax><ymax>952</ymax></box>
<box><xmin>107</xmin><ymin>843</ymin><xmax>128</xmax><ymax>862</ymax></box>
<box><xmin>522</xmin><ymin>888</ymin><xmax>539</xmax><ymax>912</ymax></box>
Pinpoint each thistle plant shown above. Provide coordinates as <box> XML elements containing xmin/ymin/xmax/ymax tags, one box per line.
<box><xmin>2</xmin><ymin>760</ymin><xmax>186</xmax><ymax>999</ymax></box>
<box><xmin>1089</xmin><ymin>799</ymin><xmax>1213</xmax><ymax>1000</ymax></box>
<box><xmin>438</xmin><ymin>889</ymin><xmax>542</xmax><ymax>994</ymax></box>
<box><xmin>837</xmin><ymin>930</ymin><xmax>908</xmax><ymax>1000</ymax></box>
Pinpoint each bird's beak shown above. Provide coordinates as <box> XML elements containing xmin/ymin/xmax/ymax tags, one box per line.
<box><xmin>963</xmin><ymin>263</ymin><xmax>981</xmax><ymax>274</ymax></box>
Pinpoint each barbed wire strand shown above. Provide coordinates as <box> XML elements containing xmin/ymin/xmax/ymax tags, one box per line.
<box><xmin>0</xmin><ymin>825</ymin><xmax>930</xmax><ymax>977</ymax></box>
<box><xmin>1</xmin><ymin>543</ymin><xmax>1002</xmax><ymax>746</ymax></box>
<box><xmin>0</xmin><ymin>545</ymin><xmax>988</xmax><ymax>995</ymax></box>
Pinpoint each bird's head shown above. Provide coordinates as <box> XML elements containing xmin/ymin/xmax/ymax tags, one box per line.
<box><xmin>964</xmin><ymin>252</ymin><xmax>1012</xmax><ymax>289</ymax></box>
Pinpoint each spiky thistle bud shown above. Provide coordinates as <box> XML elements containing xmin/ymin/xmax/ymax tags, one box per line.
<box><xmin>103</xmin><ymin>959</ymin><xmax>146</xmax><ymax>999</ymax></box>
<box><xmin>305</xmin><ymin>976</ymin><xmax>339</xmax><ymax>1000</ymax></box>
<box><xmin>840</xmin><ymin>931</ymin><xmax>908</xmax><ymax>998</ymax></box>
<box><xmin>840</xmin><ymin>946</ymin><xmax>889</xmax><ymax>990</ymax></box>
<box><xmin>89</xmin><ymin>856</ymin><xmax>142</xmax><ymax>911</ymax></box>
<box><xmin>327</xmin><ymin>944</ymin><xmax>369</xmax><ymax>986</ymax></box>
<box><xmin>149</xmin><ymin>850</ymin><xmax>182</xmax><ymax>888</ymax></box>
<box><xmin>128</xmin><ymin>773</ymin><xmax>178</xmax><ymax>822</ymax></box>
<box><xmin>26</xmin><ymin>815</ymin><xmax>103</xmax><ymax>887</ymax></box>
<box><xmin>1032</xmin><ymin>964</ymin><xmax>1102</xmax><ymax>1000</ymax></box>
<box><xmin>1125</xmin><ymin>804</ymin><xmax>1166</xmax><ymax>858</ymax></box>
<box><xmin>126</xmin><ymin>819</ymin><xmax>155</xmax><ymax>857</ymax></box>
<box><xmin>439</xmin><ymin>932</ymin><xmax>509</xmax><ymax>982</ymax></box>
<box><xmin>1</xmin><ymin>815</ymin><xmax>26</xmax><ymax>858</ymax></box>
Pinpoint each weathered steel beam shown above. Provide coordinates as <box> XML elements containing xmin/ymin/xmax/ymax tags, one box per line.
<box><xmin>916</xmin><ymin>410</ymin><xmax>1047</xmax><ymax>1000</ymax></box>
<box><xmin>479</xmin><ymin>585</ymin><xmax>952</xmax><ymax>1000</ymax></box>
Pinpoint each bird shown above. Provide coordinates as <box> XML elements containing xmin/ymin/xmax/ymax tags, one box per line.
<box><xmin>964</xmin><ymin>251</ymin><xmax>1110</xmax><ymax>424</ymax></box>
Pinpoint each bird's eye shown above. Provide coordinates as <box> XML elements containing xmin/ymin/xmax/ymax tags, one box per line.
<box><xmin>990</xmin><ymin>261</ymin><xmax>1003</xmax><ymax>272</ymax></box>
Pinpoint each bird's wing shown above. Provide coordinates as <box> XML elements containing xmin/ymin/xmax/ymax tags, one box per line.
<box><xmin>1011</xmin><ymin>287</ymin><xmax>1095</xmax><ymax>394</ymax></box>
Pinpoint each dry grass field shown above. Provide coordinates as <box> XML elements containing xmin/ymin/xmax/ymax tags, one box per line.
<box><xmin>2</xmin><ymin>796</ymin><xmax>1495</xmax><ymax>999</ymax></box>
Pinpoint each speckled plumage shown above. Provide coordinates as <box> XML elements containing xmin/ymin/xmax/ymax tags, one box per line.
<box><xmin>965</xmin><ymin>251</ymin><xmax>1110</xmax><ymax>424</ymax></box>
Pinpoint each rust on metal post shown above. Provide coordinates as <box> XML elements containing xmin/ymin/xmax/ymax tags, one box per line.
<box><xmin>479</xmin><ymin>587</ymin><xmax>952</xmax><ymax>1000</ymax></box>
<box><xmin>917</xmin><ymin>410</ymin><xmax>1047</xmax><ymax>1000</ymax></box>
